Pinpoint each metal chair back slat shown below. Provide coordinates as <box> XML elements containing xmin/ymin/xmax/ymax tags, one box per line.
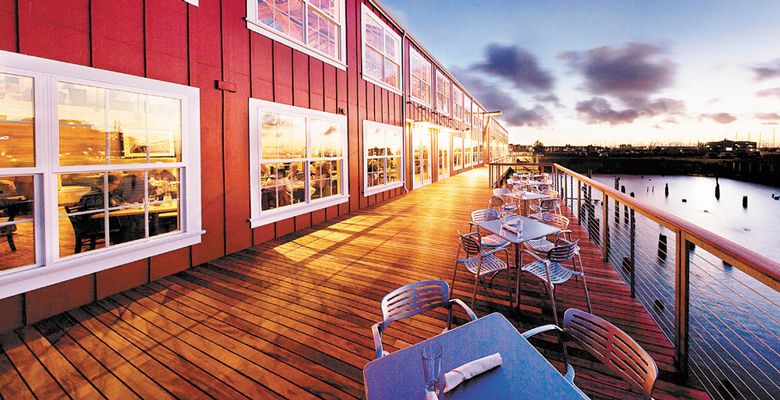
<box><xmin>459</xmin><ymin>232</ymin><xmax>482</xmax><ymax>257</ymax></box>
<box><xmin>382</xmin><ymin>280</ymin><xmax>449</xmax><ymax>324</ymax></box>
<box><xmin>564</xmin><ymin>309</ymin><xmax>658</xmax><ymax>399</ymax></box>
<box><xmin>471</xmin><ymin>208</ymin><xmax>499</xmax><ymax>223</ymax></box>
<box><xmin>548</xmin><ymin>240</ymin><xmax>579</xmax><ymax>263</ymax></box>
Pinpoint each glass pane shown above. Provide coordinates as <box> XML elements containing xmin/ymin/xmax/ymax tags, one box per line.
<box><xmin>261</xmin><ymin>112</ymin><xmax>306</xmax><ymax>160</ymax></box>
<box><xmin>307</xmin><ymin>9</ymin><xmax>337</xmax><ymax>58</ymax></box>
<box><xmin>411</xmin><ymin>78</ymin><xmax>421</xmax><ymax>101</ymax></box>
<box><xmin>364</xmin><ymin>47</ymin><xmax>383</xmax><ymax>82</ymax></box>
<box><xmin>310</xmin><ymin>0</ymin><xmax>337</xmax><ymax>18</ymax></box>
<box><xmin>150</xmin><ymin>200</ymin><xmax>179</xmax><ymax>236</ymax></box>
<box><xmin>387</xmin><ymin>157</ymin><xmax>401</xmax><ymax>183</ymax></box>
<box><xmin>366</xmin><ymin>158</ymin><xmax>384</xmax><ymax>188</ymax></box>
<box><xmin>148</xmin><ymin>168</ymin><xmax>180</xmax><ymax>203</ymax></box>
<box><xmin>59</xmin><ymin>210</ymin><xmax>105</xmax><ymax>257</ymax></box>
<box><xmin>387</xmin><ymin>128</ymin><xmax>402</xmax><ymax>157</ymax></box>
<box><xmin>108</xmin><ymin>89</ymin><xmax>146</xmax><ymax>164</ymax></box>
<box><xmin>260</xmin><ymin>162</ymin><xmax>279</xmax><ymax>211</ymax></box>
<box><xmin>311</xmin><ymin>118</ymin><xmax>341</xmax><ymax>157</ymax></box>
<box><xmin>258</xmin><ymin>0</ymin><xmax>274</xmax><ymax>25</ymax></box>
<box><xmin>421</xmin><ymin>82</ymin><xmax>430</xmax><ymax>104</ymax></box>
<box><xmin>0</xmin><ymin>221</ymin><xmax>34</xmax><ymax>271</ymax></box>
<box><xmin>383</xmin><ymin>59</ymin><xmax>399</xmax><ymax>88</ymax></box>
<box><xmin>108</xmin><ymin>206</ymin><xmax>146</xmax><ymax>244</ymax></box>
<box><xmin>0</xmin><ymin>73</ymin><xmax>35</xmax><ymax>168</ymax></box>
<box><xmin>59</xmin><ymin>172</ymin><xmax>105</xmax><ymax>211</ymax></box>
<box><xmin>365</xmin><ymin>125</ymin><xmax>385</xmax><ymax>157</ymax></box>
<box><xmin>364</xmin><ymin>16</ymin><xmax>383</xmax><ymax>51</ymax></box>
<box><xmin>0</xmin><ymin>176</ymin><xmax>34</xmax><ymax>213</ymax></box>
<box><xmin>384</xmin><ymin>32</ymin><xmax>398</xmax><ymax>60</ymax></box>
<box><xmin>289</xmin><ymin>0</ymin><xmax>304</xmax><ymax>42</ymax></box>
<box><xmin>261</xmin><ymin>161</ymin><xmax>304</xmax><ymax>210</ymax></box>
<box><xmin>111</xmin><ymin>170</ymin><xmax>145</xmax><ymax>206</ymax></box>
<box><xmin>147</xmin><ymin>95</ymin><xmax>182</xmax><ymax>163</ymax></box>
<box><xmin>326</xmin><ymin>160</ymin><xmax>340</xmax><ymax>196</ymax></box>
<box><xmin>58</xmin><ymin>82</ymin><xmax>108</xmax><ymax>166</ymax></box>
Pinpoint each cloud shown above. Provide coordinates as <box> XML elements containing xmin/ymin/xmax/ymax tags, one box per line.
<box><xmin>701</xmin><ymin>112</ymin><xmax>737</xmax><ymax>124</ymax></box>
<box><xmin>644</xmin><ymin>97</ymin><xmax>686</xmax><ymax>116</ymax></box>
<box><xmin>575</xmin><ymin>97</ymin><xmax>640</xmax><ymax>125</ymax></box>
<box><xmin>533</xmin><ymin>94</ymin><xmax>563</xmax><ymax>107</ymax></box>
<box><xmin>751</xmin><ymin>58</ymin><xmax>780</xmax><ymax>80</ymax></box>
<box><xmin>756</xmin><ymin>87</ymin><xmax>780</xmax><ymax>98</ymax></box>
<box><xmin>471</xmin><ymin>43</ymin><xmax>554</xmax><ymax>92</ymax></box>
<box><xmin>755</xmin><ymin>112</ymin><xmax>780</xmax><ymax>121</ymax></box>
<box><xmin>453</xmin><ymin>68</ymin><xmax>551</xmax><ymax>127</ymax></box>
<box><xmin>561</xmin><ymin>42</ymin><xmax>675</xmax><ymax>106</ymax></box>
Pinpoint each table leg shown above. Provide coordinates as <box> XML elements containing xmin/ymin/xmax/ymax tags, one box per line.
<box><xmin>515</xmin><ymin>243</ymin><xmax>521</xmax><ymax>312</ymax></box>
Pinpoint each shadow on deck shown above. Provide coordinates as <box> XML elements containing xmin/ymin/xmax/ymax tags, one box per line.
<box><xmin>0</xmin><ymin>168</ymin><xmax>709</xmax><ymax>400</ymax></box>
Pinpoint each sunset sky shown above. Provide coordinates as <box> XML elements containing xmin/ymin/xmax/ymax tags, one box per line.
<box><xmin>382</xmin><ymin>0</ymin><xmax>780</xmax><ymax>146</ymax></box>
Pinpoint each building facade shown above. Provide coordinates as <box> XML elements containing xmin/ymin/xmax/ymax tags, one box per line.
<box><xmin>0</xmin><ymin>0</ymin><xmax>508</xmax><ymax>332</ymax></box>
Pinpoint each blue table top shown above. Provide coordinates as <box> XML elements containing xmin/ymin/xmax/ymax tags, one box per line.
<box><xmin>477</xmin><ymin>215</ymin><xmax>560</xmax><ymax>244</ymax></box>
<box><xmin>363</xmin><ymin>313</ymin><xmax>586</xmax><ymax>400</ymax></box>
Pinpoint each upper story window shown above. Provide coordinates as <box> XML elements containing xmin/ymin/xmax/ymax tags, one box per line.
<box><xmin>249</xmin><ymin>0</ymin><xmax>346</xmax><ymax>69</ymax></box>
<box><xmin>249</xmin><ymin>99</ymin><xmax>349</xmax><ymax>227</ymax></box>
<box><xmin>361</xmin><ymin>4</ymin><xmax>402</xmax><ymax>93</ymax></box>
<box><xmin>452</xmin><ymin>86</ymin><xmax>463</xmax><ymax>122</ymax></box>
<box><xmin>0</xmin><ymin>50</ymin><xmax>201</xmax><ymax>298</ymax></box>
<box><xmin>409</xmin><ymin>48</ymin><xmax>432</xmax><ymax>106</ymax></box>
<box><xmin>463</xmin><ymin>97</ymin><xmax>472</xmax><ymax>124</ymax></box>
<box><xmin>474</xmin><ymin>106</ymin><xmax>484</xmax><ymax>129</ymax></box>
<box><xmin>435</xmin><ymin>71</ymin><xmax>450</xmax><ymax>115</ymax></box>
<box><xmin>363</xmin><ymin>120</ymin><xmax>403</xmax><ymax>196</ymax></box>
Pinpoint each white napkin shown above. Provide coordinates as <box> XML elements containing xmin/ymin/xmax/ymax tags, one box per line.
<box><xmin>425</xmin><ymin>391</ymin><xmax>439</xmax><ymax>400</ymax></box>
<box><xmin>501</xmin><ymin>223</ymin><xmax>518</xmax><ymax>233</ymax></box>
<box><xmin>442</xmin><ymin>353</ymin><xmax>503</xmax><ymax>393</ymax></box>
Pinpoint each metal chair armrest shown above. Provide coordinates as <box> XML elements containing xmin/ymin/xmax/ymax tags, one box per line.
<box><xmin>521</xmin><ymin>324</ymin><xmax>562</xmax><ymax>339</ymax></box>
<box><xmin>449</xmin><ymin>298</ymin><xmax>478</xmax><ymax>321</ymax></box>
<box><xmin>371</xmin><ymin>322</ymin><xmax>386</xmax><ymax>359</ymax></box>
<box><xmin>482</xmin><ymin>245</ymin><xmax>509</xmax><ymax>257</ymax></box>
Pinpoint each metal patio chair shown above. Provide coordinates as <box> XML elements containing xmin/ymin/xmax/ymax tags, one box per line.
<box><xmin>524</xmin><ymin>213</ymin><xmax>576</xmax><ymax>259</ymax></box>
<box><xmin>520</xmin><ymin>240</ymin><xmax>592</xmax><ymax>326</ymax></box>
<box><xmin>452</xmin><ymin>231</ymin><xmax>512</xmax><ymax>309</ymax></box>
<box><xmin>529</xmin><ymin>197</ymin><xmax>561</xmax><ymax>215</ymax></box>
<box><xmin>371</xmin><ymin>280</ymin><xmax>477</xmax><ymax>359</ymax></box>
<box><xmin>469</xmin><ymin>209</ymin><xmax>510</xmax><ymax>249</ymax></box>
<box><xmin>522</xmin><ymin>308</ymin><xmax>658</xmax><ymax>399</ymax></box>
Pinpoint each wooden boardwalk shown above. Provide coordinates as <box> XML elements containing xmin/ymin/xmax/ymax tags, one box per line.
<box><xmin>0</xmin><ymin>168</ymin><xmax>709</xmax><ymax>400</ymax></box>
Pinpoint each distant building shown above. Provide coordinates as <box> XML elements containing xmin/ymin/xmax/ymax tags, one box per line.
<box><xmin>705</xmin><ymin>140</ymin><xmax>757</xmax><ymax>153</ymax></box>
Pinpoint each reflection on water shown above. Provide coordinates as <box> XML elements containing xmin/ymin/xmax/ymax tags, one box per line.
<box><xmin>594</xmin><ymin>174</ymin><xmax>780</xmax><ymax>262</ymax></box>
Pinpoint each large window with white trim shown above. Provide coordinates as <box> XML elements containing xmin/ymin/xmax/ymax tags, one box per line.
<box><xmin>364</xmin><ymin>120</ymin><xmax>403</xmax><ymax>196</ymax></box>
<box><xmin>452</xmin><ymin>86</ymin><xmax>463</xmax><ymax>122</ymax></box>
<box><xmin>361</xmin><ymin>4</ymin><xmax>401</xmax><ymax>93</ymax></box>
<box><xmin>248</xmin><ymin>0</ymin><xmax>346</xmax><ymax>68</ymax></box>
<box><xmin>453</xmin><ymin>132</ymin><xmax>464</xmax><ymax>171</ymax></box>
<box><xmin>435</xmin><ymin>71</ymin><xmax>450</xmax><ymax>115</ymax></box>
<box><xmin>463</xmin><ymin>97</ymin><xmax>472</xmax><ymax>124</ymax></box>
<box><xmin>249</xmin><ymin>99</ymin><xmax>348</xmax><ymax>227</ymax></box>
<box><xmin>409</xmin><ymin>48</ymin><xmax>431</xmax><ymax>106</ymax></box>
<box><xmin>0</xmin><ymin>51</ymin><xmax>201</xmax><ymax>296</ymax></box>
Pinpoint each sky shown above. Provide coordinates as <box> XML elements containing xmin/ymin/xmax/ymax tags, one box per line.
<box><xmin>381</xmin><ymin>0</ymin><xmax>780</xmax><ymax>146</ymax></box>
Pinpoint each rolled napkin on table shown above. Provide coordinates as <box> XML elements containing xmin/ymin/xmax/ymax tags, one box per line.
<box><xmin>442</xmin><ymin>353</ymin><xmax>503</xmax><ymax>393</ymax></box>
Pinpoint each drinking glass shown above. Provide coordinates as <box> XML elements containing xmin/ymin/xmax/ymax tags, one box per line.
<box><xmin>421</xmin><ymin>342</ymin><xmax>442</xmax><ymax>394</ymax></box>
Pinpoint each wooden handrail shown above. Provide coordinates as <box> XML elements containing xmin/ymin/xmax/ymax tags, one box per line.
<box><xmin>553</xmin><ymin>163</ymin><xmax>780</xmax><ymax>292</ymax></box>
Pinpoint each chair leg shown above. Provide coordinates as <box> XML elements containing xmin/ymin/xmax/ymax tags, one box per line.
<box><xmin>581</xmin><ymin>274</ymin><xmax>593</xmax><ymax>313</ymax></box>
<box><xmin>470</xmin><ymin>274</ymin><xmax>480</xmax><ymax>310</ymax></box>
<box><xmin>547</xmin><ymin>283</ymin><xmax>560</xmax><ymax>326</ymax></box>
<box><xmin>7</xmin><ymin>234</ymin><xmax>16</xmax><ymax>252</ymax></box>
<box><xmin>450</xmin><ymin>262</ymin><xmax>459</xmax><ymax>299</ymax></box>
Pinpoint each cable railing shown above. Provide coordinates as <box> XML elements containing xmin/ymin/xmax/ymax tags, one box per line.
<box><xmin>550</xmin><ymin>163</ymin><xmax>780</xmax><ymax>400</ymax></box>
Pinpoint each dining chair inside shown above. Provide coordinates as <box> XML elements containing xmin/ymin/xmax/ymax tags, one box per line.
<box><xmin>452</xmin><ymin>231</ymin><xmax>511</xmax><ymax>309</ymax></box>
<box><xmin>520</xmin><ymin>240</ymin><xmax>592</xmax><ymax>326</ymax></box>
<box><xmin>371</xmin><ymin>280</ymin><xmax>478</xmax><ymax>359</ymax></box>
<box><xmin>522</xmin><ymin>308</ymin><xmax>659</xmax><ymax>399</ymax></box>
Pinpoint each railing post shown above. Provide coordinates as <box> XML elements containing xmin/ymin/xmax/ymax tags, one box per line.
<box><xmin>577</xmin><ymin>180</ymin><xmax>582</xmax><ymax>225</ymax></box>
<box><xmin>630</xmin><ymin>201</ymin><xmax>636</xmax><ymax>298</ymax></box>
<box><xmin>674</xmin><ymin>230</ymin><xmax>690</xmax><ymax>378</ymax></box>
<box><xmin>602</xmin><ymin>193</ymin><xmax>609</xmax><ymax>262</ymax></box>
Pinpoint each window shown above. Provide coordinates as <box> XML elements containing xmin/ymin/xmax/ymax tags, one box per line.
<box><xmin>249</xmin><ymin>0</ymin><xmax>345</xmax><ymax>69</ymax></box>
<box><xmin>0</xmin><ymin>51</ymin><xmax>201</xmax><ymax>297</ymax></box>
<box><xmin>249</xmin><ymin>99</ymin><xmax>348</xmax><ymax>226</ymax></box>
<box><xmin>453</xmin><ymin>132</ymin><xmax>464</xmax><ymax>171</ymax></box>
<box><xmin>451</xmin><ymin>86</ymin><xmax>463</xmax><ymax>122</ymax></box>
<box><xmin>435</xmin><ymin>71</ymin><xmax>450</xmax><ymax>115</ymax></box>
<box><xmin>409</xmin><ymin>48</ymin><xmax>432</xmax><ymax>106</ymax></box>
<box><xmin>364</xmin><ymin>120</ymin><xmax>403</xmax><ymax>196</ymax></box>
<box><xmin>463</xmin><ymin>97</ymin><xmax>472</xmax><ymax>124</ymax></box>
<box><xmin>464</xmin><ymin>134</ymin><xmax>473</xmax><ymax>167</ymax></box>
<box><xmin>361</xmin><ymin>4</ymin><xmax>402</xmax><ymax>93</ymax></box>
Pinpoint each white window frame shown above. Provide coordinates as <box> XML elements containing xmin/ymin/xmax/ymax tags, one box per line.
<box><xmin>360</xmin><ymin>3</ymin><xmax>402</xmax><ymax>94</ymax></box>
<box><xmin>435</xmin><ymin>71</ymin><xmax>450</xmax><ymax>115</ymax></box>
<box><xmin>451</xmin><ymin>86</ymin><xmax>463</xmax><ymax>122</ymax></box>
<box><xmin>0</xmin><ymin>50</ymin><xmax>202</xmax><ymax>299</ymax></box>
<box><xmin>249</xmin><ymin>98</ymin><xmax>349</xmax><ymax>227</ymax></box>
<box><xmin>463</xmin><ymin>97</ymin><xmax>472</xmax><ymax>124</ymax></box>
<box><xmin>246</xmin><ymin>0</ymin><xmax>347</xmax><ymax>71</ymax></box>
<box><xmin>409</xmin><ymin>47</ymin><xmax>432</xmax><ymax>107</ymax></box>
<box><xmin>362</xmin><ymin>120</ymin><xmax>404</xmax><ymax>196</ymax></box>
<box><xmin>452</xmin><ymin>131</ymin><xmax>464</xmax><ymax>171</ymax></box>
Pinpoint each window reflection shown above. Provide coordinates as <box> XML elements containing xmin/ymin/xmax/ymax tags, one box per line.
<box><xmin>0</xmin><ymin>176</ymin><xmax>35</xmax><ymax>270</ymax></box>
<box><xmin>365</xmin><ymin>122</ymin><xmax>402</xmax><ymax>189</ymax></box>
<box><xmin>261</xmin><ymin>161</ymin><xmax>305</xmax><ymax>210</ymax></box>
<box><xmin>311</xmin><ymin>160</ymin><xmax>340</xmax><ymax>199</ymax></box>
<box><xmin>261</xmin><ymin>112</ymin><xmax>306</xmax><ymax>159</ymax></box>
<box><xmin>0</xmin><ymin>73</ymin><xmax>35</xmax><ymax>168</ymax></box>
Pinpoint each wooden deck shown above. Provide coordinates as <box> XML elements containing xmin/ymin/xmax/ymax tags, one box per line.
<box><xmin>0</xmin><ymin>168</ymin><xmax>709</xmax><ymax>400</ymax></box>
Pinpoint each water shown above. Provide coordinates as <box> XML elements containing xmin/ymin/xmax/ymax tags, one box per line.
<box><xmin>592</xmin><ymin>174</ymin><xmax>780</xmax><ymax>262</ymax></box>
<box><xmin>584</xmin><ymin>174</ymin><xmax>780</xmax><ymax>399</ymax></box>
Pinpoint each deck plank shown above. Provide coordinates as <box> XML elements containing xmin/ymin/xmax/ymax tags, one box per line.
<box><xmin>0</xmin><ymin>167</ymin><xmax>708</xmax><ymax>400</ymax></box>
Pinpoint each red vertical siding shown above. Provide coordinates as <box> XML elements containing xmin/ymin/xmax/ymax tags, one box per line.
<box><xmin>18</xmin><ymin>0</ymin><xmax>90</xmax><ymax>65</ymax></box>
<box><xmin>310</xmin><ymin>58</ymin><xmax>324</xmax><ymax>111</ymax></box>
<box><xmin>0</xmin><ymin>0</ymin><xmax>17</xmax><ymax>51</ymax></box>
<box><xmin>144</xmin><ymin>0</ymin><xmax>187</xmax><ymax>84</ymax></box>
<box><xmin>293</xmin><ymin>51</ymin><xmax>309</xmax><ymax>109</ymax></box>
<box><xmin>336</xmin><ymin>67</ymin><xmax>350</xmax><ymax>216</ymax></box>
<box><xmin>96</xmin><ymin>259</ymin><xmax>148</xmax><ymax>299</ymax></box>
<box><xmin>273</xmin><ymin>42</ymin><xmax>293</xmax><ymax>105</ymax></box>
<box><xmin>91</xmin><ymin>0</ymin><xmax>144</xmax><ymax>75</ymax></box>
<box><xmin>26</xmin><ymin>275</ymin><xmax>94</xmax><ymax>324</ymax></box>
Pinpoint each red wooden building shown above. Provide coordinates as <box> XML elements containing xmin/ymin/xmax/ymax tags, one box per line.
<box><xmin>0</xmin><ymin>0</ymin><xmax>508</xmax><ymax>333</ymax></box>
